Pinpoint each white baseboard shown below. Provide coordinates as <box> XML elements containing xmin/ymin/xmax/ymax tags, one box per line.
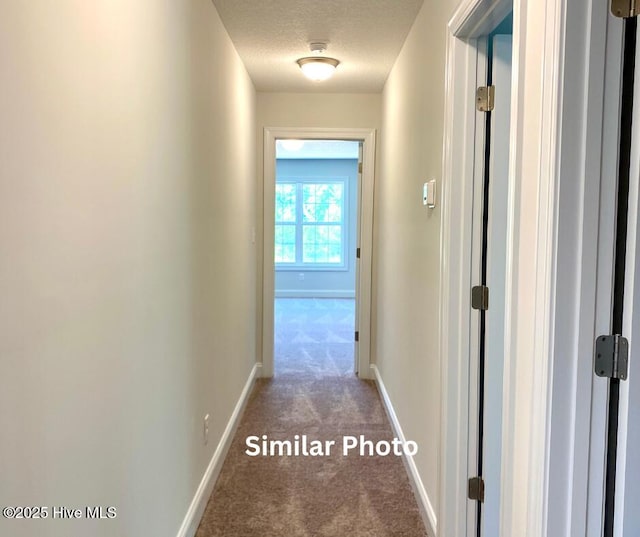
<box><xmin>371</xmin><ymin>365</ymin><xmax>438</xmax><ymax>537</ymax></box>
<box><xmin>176</xmin><ymin>363</ymin><xmax>261</xmax><ymax>537</ymax></box>
<box><xmin>274</xmin><ymin>290</ymin><xmax>355</xmax><ymax>299</ymax></box>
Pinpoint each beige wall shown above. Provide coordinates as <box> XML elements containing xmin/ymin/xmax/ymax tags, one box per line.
<box><xmin>257</xmin><ymin>93</ymin><xmax>382</xmax><ymax>130</ymax></box>
<box><xmin>0</xmin><ymin>2</ymin><xmax>256</xmax><ymax>536</ymax></box>
<box><xmin>376</xmin><ymin>0</ymin><xmax>458</xmax><ymax>517</ymax></box>
<box><xmin>255</xmin><ymin>93</ymin><xmax>382</xmax><ymax>365</ymax></box>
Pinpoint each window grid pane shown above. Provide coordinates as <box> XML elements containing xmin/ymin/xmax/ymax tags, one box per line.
<box><xmin>275</xmin><ymin>224</ymin><xmax>296</xmax><ymax>263</ymax></box>
<box><xmin>276</xmin><ymin>180</ymin><xmax>345</xmax><ymax>267</ymax></box>
<box><xmin>302</xmin><ymin>183</ymin><xmax>344</xmax><ymax>223</ymax></box>
<box><xmin>275</xmin><ymin>184</ymin><xmax>296</xmax><ymax>223</ymax></box>
<box><xmin>303</xmin><ymin>224</ymin><xmax>342</xmax><ymax>264</ymax></box>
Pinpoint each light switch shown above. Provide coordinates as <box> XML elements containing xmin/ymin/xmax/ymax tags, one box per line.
<box><xmin>423</xmin><ymin>180</ymin><xmax>437</xmax><ymax>209</ymax></box>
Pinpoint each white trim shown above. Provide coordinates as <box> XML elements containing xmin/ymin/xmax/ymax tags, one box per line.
<box><xmin>449</xmin><ymin>0</ymin><xmax>512</xmax><ymax>37</ymax></box>
<box><xmin>499</xmin><ymin>0</ymin><xmax>566</xmax><ymax>533</ymax></box>
<box><xmin>466</xmin><ymin>35</ymin><xmax>489</xmax><ymax>537</ymax></box>
<box><xmin>439</xmin><ymin>0</ymin><xmax>592</xmax><ymax>535</ymax></box>
<box><xmin>498</xmin><ymin>0</ymin><xmax>607</xmax><ymax>535</ymax></box>
<box><xmin>438</xmin><ymin>2</ymin><xmax>493</xmax><ymax>536</ymax></box>
<box><xmin>274</xmin><ymin>290</ymin><xmax>355</xmax><ymax>299</ymax></box>
<box><xmin>541</xmin><ymin>3</ymin><xmax>622</xmax><ymax>536</ymax></box>
<box><xmin>585</xmin><ymin>14</ymin><xmax>622</xmax><ymax>536</ymax></box>
<box><xmin>176</xmin><ymin>363</ymin><xmax>261</xmax><ymax>537</ymax></box>
<box><xmin>371</xmin><ymin>365</ymin><xmax>437</xmax><ymax>537</ymax></box>
<box><xmin>262</xmin><ymin>127</ymin><xmax>376</xmax><ymax>379</ymax></box>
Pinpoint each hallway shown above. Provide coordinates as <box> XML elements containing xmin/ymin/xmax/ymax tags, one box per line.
<box><xmin>195</xmin><ymin>299</ymin><xmax>427</xmax><ymax>536</ymax></box>
<box><xmin>3</xmin><ymin>0</ymin><xmax>626</xmax><ymax>536</ymax></box>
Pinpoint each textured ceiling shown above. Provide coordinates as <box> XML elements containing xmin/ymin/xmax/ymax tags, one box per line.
<box><xmin>212</xmin><ymin>0</ymin><xmax>425</xmax><ymax>93</ymax></box>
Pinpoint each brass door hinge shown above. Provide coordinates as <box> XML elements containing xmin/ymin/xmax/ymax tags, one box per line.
<box><xmin>476</xmin><ymin>86</ymin><xmax>495</xmax><ymax>112</ymax></box>
<box><xmin>468</xmin><ymin>477</ymin><xmax>485</xmax><ymax>502</ymax></box>
<box><xmin>612</xmin><ymin>0</ymin><xmax>638</xmax><ymax>17</ymax></box>
<box><xmin>471</xmin><ymin>286</ymin><xmax>489</xmax><ymax>311</ymax></box>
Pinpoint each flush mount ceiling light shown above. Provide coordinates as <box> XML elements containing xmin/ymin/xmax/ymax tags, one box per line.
<box><xmin>297</xmin><ymin>42</ymin><xmax>340</xmax><ymax>82</ymax></box>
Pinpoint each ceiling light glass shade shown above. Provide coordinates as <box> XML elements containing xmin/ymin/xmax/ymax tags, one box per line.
<box><xmin>297</xmin><ymin>57</ymin><xmax>340</xmax><ymax>81</ymax></box>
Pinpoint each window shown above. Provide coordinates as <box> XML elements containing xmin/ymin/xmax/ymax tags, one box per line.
<box><xmin>275</xmin><ymin>183</ymin><xmax>297</xmax><ymax>263</ymax></box>
<box><xmin>275</xmin><ymin>179</ymin><xmax>346</xmax><ymax>269</ymax></box>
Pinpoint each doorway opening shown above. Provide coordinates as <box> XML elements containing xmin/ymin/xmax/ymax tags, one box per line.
<box><xmin>273</xmin><ymin>139</ymin><xmax>360</xmax><ymax>377</ymax></box>
<box><xmin>262</xmin><ymin>128</ymin><xmax>376</xmax><ymax>379</ymax></box>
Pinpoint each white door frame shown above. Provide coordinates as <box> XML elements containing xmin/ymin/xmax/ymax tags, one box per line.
<box><xmin>262</xmin><ymin>127</ymin><xmax>376</xmax><ymax>379</ymax></box>
<box><xmin>439</xmin><ymin>0</ymin><xmax>617</xmax><ymax>536</ymax></box>
<box><xmin>438</xmin><ymin>3</ymin><xmax>512</xmax><ymax>535</ymax></box>
<box><xmin>620</xmin><ymin>35</ymin><xmax>640</xmax><ymax>531</ymax></box>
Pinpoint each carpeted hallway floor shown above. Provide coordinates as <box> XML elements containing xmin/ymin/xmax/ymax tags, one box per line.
<box><xmin>195</xmin><ymin>298</ymin><xmax>428</xmax><ymax>537</ymax></box>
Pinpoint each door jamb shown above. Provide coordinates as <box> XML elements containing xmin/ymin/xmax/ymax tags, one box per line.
<box><xmin>261</xmin><ymin>127</ymin><xmax>376</xmax><ymax>379</ymax></box>
<box><xmin>439</xmin><ymin>0</ymin><xmax>605</xmax><ymax>535</ymax></box>
<box><xmin>438</xmin><ymin>2</ymin><xmax>511</xmax><ymax>535</ymax></box>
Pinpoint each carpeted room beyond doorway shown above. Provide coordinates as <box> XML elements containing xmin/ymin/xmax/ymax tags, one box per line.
<box><xmin>195</xmin><ymin>299</ymin><xmax>428</xmax><ymax>537</ymax></box>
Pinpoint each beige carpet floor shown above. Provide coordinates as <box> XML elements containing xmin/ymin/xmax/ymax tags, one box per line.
<box><xmin>195</xmin><ymin>299</ymin><xmax>428</xmax><ymax>537</ymax></box>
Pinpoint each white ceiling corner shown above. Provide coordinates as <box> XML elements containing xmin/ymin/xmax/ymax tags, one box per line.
<box><xmin>211</xmin><ymin>0</ymin><xmax>425</xmax><ymax>93</ymax></box>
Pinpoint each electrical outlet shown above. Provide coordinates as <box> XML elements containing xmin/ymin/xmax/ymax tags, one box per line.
<box><xmin>203</xmin><ymin>414</ymin><xmax>210</xmax><ymax>445</ymax></box>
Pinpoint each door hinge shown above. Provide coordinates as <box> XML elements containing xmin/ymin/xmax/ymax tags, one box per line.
<box><xmin>471</xmin><ymin>286</ymin><xmax>489</xmax><ymax>311</ymax></box>
<box><xmin>356</xmin><ymin>247</ymin><xmax>361</xmax><ymax>259</ymax></box>
<box><xmin>476</xmin><ymin>86</ymin><xmax>495</xmax><ymax>112</ymax></box>
<box><xmin>612</xmin><ymin>0</ymin><xmax>638</xmax><ymax>17</ymax></box>
<box><xmin>595</xmin><ymin>334</ymin><xmax>629</xmax><ymax>380</ymax></box>
<box><xmin>468</xmin><ymin>477</ymin><xmax>485</xmax><ymax>502</ymax></box>
<box><xmin>358</xmin><ymin>162</ymin><xmax>363</xmax><ymax>174</ymax></box>
<box><xmin>355</xmin><ymin>331</ymin><xmax>360</xmax><ymax>342</ymax></box>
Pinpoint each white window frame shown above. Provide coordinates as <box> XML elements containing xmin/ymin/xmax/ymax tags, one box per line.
<box><xmin>275</xmin><ymin>177</ymin><xmax>349</xmax><ymax>271</ymax></box>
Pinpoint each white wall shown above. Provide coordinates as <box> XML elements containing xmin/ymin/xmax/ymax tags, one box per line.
<box><xmin>376</xmin><ymin>0</ymin><xmax>458</xmax><ymax>519</ymax></box>
<box><xmin>256</xmin><ymin>93</ymin><xmax>381</xmax><ymax>364</ymax></box>
<box><xmin>0</xmin><ymin>2</ymin><xmax>256</xmax><ymax>537</ymax></box>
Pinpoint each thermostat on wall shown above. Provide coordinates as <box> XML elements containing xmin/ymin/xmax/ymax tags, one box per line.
<box><xmin>423</xmin><ymin>180</ymin><xmax>437</xmax><ymax>209</ymax></box>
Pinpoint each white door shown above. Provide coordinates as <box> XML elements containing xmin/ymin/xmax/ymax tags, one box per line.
<box><xmin>482</xmin><ymin>33</ymin><xmax>512</xmax><ymax>537</ymax></box>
